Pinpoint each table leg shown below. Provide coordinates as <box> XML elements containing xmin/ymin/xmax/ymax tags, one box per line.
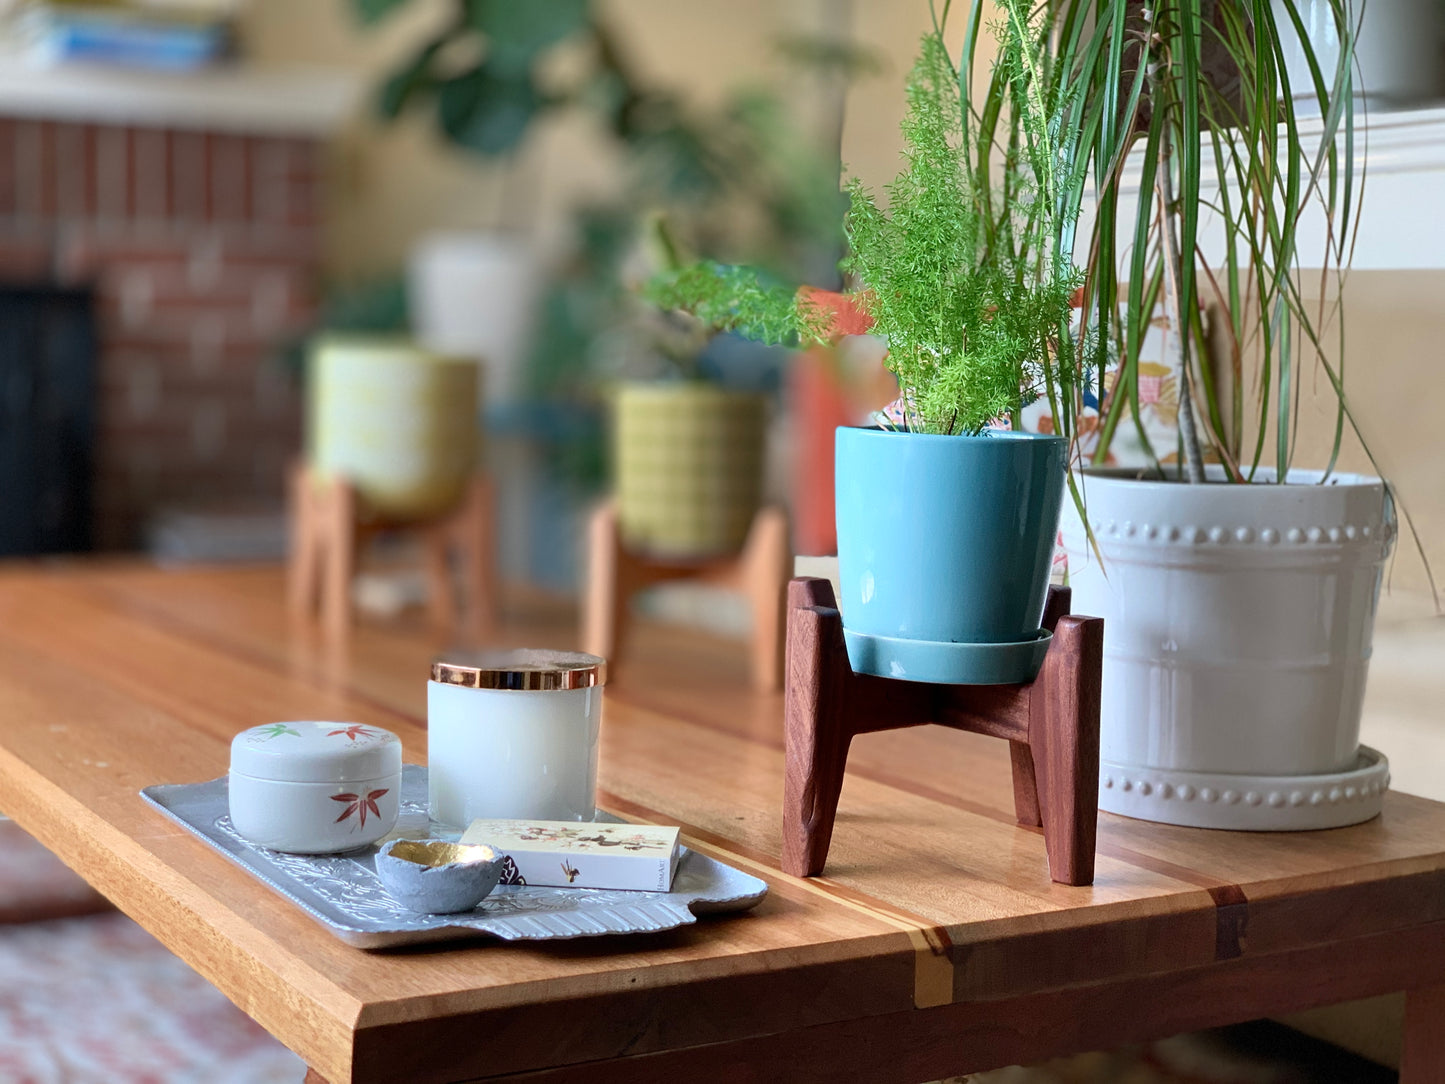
<box><xmin>1402</xmin><ymin>984</ymin><xmax>1445</xmax><ymax>1082</ymax></box>
<box><xmin>302</xmin><ymin>1071</ymin><xmax>332</xmax><ymax>1084</ymax></box>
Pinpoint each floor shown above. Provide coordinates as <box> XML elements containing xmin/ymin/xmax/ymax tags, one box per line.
<box><xmin>0</xmin><ymin>821</ymin><xmax>304</xmax><ymax>1084</ymax></box>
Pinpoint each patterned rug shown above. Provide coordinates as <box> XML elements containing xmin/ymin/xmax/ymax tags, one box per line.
<box><xmin>0</xmin><ymin>821</ymin><xmax>304</xmax><ymax>1083</ymax></box>
<box><xmin>0</xmin><ymin>821</ymin><xmax>110</xmax><ymax>925</ymax></box>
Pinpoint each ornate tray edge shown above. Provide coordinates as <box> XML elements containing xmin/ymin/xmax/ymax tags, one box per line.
<box><xmin>139</xmin><ymin>770</ymin><xmax>768</xmax><ymax>949</ymax></box>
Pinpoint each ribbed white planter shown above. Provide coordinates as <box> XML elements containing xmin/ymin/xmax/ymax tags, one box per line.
<box><xmin>1061</xmin><ymin>469</ymin><xmax>1395</xmax><ymax>831</ymax></box>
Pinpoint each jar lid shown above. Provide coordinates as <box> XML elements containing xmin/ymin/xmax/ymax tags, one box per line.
<box><xmin>230</xmin><ymin>721</ymin><xmax>402</xmax><ymax>783</ymax></box>
<box><xmin>430</xmin><ymin>649</ymin><xmax>606</xmax><ymax>691</ymax></box>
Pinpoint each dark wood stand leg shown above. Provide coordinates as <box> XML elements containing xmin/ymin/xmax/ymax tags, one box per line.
<box><xmin>782</xmin><ymin>577</ymin><xmax>1103</xmax><ymax>886</ymax></box>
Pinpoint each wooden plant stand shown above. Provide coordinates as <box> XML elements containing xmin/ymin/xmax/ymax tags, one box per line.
<box><xmin>783</xmin><ymin>577</ymin><xmax>1103</xmax><ymax>886</ymax></box>
<box><xmin>286</xmin><ymin>463</ymin><xmax>496</xmax><ymax>643</ymax></box>
<box><xmin>582</xmin><ymin>501</ymin><xmax>791</xmax><ymax>692</ymax></box>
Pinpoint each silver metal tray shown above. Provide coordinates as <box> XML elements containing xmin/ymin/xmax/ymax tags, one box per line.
<box><xmin>140</xmin><ymin>765</ymin><xmax>768</xmax><ymax>949</ymax></box>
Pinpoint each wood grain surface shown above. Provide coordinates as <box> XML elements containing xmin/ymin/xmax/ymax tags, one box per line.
<box><xmin>1</xmin><ymin>563</ymin><xmax>1442</xmax><ymax>1083</ymax></box>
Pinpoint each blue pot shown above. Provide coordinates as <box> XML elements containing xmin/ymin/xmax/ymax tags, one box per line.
<box><xmin>834</xmin><ymin>427</ymin><xmax>1067</xmax><ymax>684</ymax></box>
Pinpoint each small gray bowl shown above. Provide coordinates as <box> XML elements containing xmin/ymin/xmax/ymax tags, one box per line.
<box><xmin>374</xmin><ymin>838</ymin><xmax>504</xmax><ymax>914</ymax></box>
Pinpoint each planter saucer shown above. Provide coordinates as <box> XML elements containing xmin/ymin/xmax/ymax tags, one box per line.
<box><xmin>843</xmin><ymin>627</ymin><xmax>1052</xmax><ymax>686</ymax></box>
<box><xmin>1099</xmin><ymin>746</ymin><xmax>1390</xmax><ymax>831</ymax></box>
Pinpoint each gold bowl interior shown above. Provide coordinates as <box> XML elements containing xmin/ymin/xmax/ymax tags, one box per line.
<box><xmin>387</xmin><ymin>840</ymin><xmax>496</xmax><ymax>868</ymax></box>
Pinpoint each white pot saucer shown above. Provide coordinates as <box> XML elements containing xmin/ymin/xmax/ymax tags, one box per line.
<box><xmin>1099</xmin><ymin>746</ymin><xmax>1390</xmax><ymax>831</ymax></box>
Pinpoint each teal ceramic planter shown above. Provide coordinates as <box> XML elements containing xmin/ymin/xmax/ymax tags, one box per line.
<box><xmin>834</xmin><ymin>427</ymin><xmax>1067</xmax><ymax>685</ymax></box>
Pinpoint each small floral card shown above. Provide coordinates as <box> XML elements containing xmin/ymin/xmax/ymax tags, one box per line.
<box><xmin>460</xmin><ymin>820</ymin><xmax>681</xmax><ymax>892</ymax></box>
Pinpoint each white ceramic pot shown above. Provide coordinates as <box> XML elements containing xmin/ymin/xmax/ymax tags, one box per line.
<box><xmin>408</xmin><ymin>232</ymin><xmax>543</xmax><ymax>406</ymax></box>
<box><xmin>228</xmin><ymin>721</ymin><xmax>402</xmax><ymax>853</ymax></box>
<box><xmin>1274</xmin><ymin>0</ymin><xmax>1444</xmax><ymax>109</ymax></box>
<box><xmin>1061</xmin><ymin>468</ymin><xmax>1395</xmax><ymax>830</ymax></box>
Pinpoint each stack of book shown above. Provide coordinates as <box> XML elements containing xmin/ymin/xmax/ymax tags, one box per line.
<box><xmin>15</xmin><ymin>1</ymin><xmax>236</xmax><ymax>70</ymax></box>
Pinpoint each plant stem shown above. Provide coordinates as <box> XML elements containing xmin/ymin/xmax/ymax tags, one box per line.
<box><xmin>1156</xmin><ymin>119</ymin><xmax>1206</xmax><ymax>485</ymax></box>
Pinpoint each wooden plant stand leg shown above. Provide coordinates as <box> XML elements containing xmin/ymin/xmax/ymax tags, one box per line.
<box><xmin>422</xmin><ymin>522</ymin><xmax>458</xmax><ymax>633</ymax></box>
<box><xmin>782</xmin><ymin>578</ymin><xmax>853</xmax><ymax>878</ymax></box>
<box><xmin>582</xmin><ymin>501</ymin><xmax>629</xmax><ymax>666</ymax></box>
<box><xmin>782</xmin><ymin>577</ymin><xmax>1103</xmax><ymax>886</ymax></box>
<box><xmin>320</xmin><ymin>476</ymin><xmax>356</xmax><ymax>642</ymax></box>
<box><xmin>738</xmin><ymin>505</ymin><xmax>791</xmax><ymax>692</ymax></box>
<box><xmin>424</xmin><ymin>474</ymin><xmax>497</xmax><ymax>642</ymax></box>
<box><xmin>580</xmin><ymin>502</ymin><xmax>791</xmax><ymax>692</ymax></box>
<box><xmin>285</xmin><ymin>462</ymin><xmax>319</xmax><ymax>618</ymax></box>
<box><xmin>286</xmin><ymin>464</ymin><xmax>357</xmax><ymax>641</ymax></box>
<box><xmin>456</xmin><ymin>474</ymin><xmax>498</xmax><ymax>641</ymax></box>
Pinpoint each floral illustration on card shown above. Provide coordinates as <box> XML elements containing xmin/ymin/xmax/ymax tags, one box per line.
<box><xmin>506</xmin><ymin>824</ymin><xmax>670</xmax><ymax>854</ymax></box>
<box><xmin>331</xmin><ymin>788</ymin><xmax>389</xmax><ymax>829</ymax></box>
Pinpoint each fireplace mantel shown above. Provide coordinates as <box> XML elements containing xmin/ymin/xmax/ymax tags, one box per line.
<box><xmin>0</xmin><ymin>56</ymin><xmax>360</xmax><ymax>136</ymax></box>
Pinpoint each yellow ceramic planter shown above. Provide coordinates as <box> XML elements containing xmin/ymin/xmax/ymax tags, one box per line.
<box><xmin>614</xmin><ymin>382</ymin><xmax>767</xmax><ymax>558</ymax></box>
<box><xmin>308</xmin><ymin>336</ymin><xmax>480</xmax><ymax>521</ymax></box>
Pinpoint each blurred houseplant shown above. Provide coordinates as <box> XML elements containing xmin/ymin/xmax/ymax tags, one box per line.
<box><xmin>1049</xmin><ymin>0</ymin><xmax>1422</xmax><ymax>828</ymax></box>
<box><xmin>357</xmin><ymin>0</ymin><xmax>856</xmax><ymax>563</ymax></box>
<box><xmin>648</xmin><ymin>1</ymin><xmax>1087</xmax><ymax>684</ymax></box>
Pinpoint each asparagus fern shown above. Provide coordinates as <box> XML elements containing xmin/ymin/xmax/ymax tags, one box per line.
<box><xmin>645</xmin><ymin>10</ymin><xmax>1084</xmax><ymax>437</ymax></box>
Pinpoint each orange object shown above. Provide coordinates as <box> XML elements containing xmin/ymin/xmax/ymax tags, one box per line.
<box><xmin>789</xmin><ymin>348</ymin><xmax>854</xmax><ymax>556</ymax></box>
<box><xmin>797</xmin><ymin>286</ymin><xmax>875</xmax><ymax>338</ymax></box>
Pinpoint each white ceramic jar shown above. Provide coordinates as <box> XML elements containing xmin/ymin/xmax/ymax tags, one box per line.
<box><xmin>229</xmin><ymin>721</ymin><xmax>402</xmax><ymax>853</ymax></box>
<box><xmin>428</xmin><ymin>650</ymin><xmax>606</xmax><ymax>828</ymax></box>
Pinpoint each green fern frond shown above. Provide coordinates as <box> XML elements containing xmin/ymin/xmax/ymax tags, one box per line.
<box><xmin>645</xmin><ymin>12</ymin><xmax>1083</xmax><ymax>438</ymax></box>
<box><xmin>643</xmin><ymin>262</ymin><xmax>829</xmax><ymax>346</ymax></box>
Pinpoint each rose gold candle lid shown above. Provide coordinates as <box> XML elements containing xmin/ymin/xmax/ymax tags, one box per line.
<box><xmin>430</xmin><ymin>649</ymin><xmax>606</xmax><ymax>691</ymax></box>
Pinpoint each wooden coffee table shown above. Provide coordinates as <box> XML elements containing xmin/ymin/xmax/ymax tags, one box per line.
<box><xmin>1</xmin><ymin>562</ymin><xmax>1443</xmax><ymax>1083</ymax></box>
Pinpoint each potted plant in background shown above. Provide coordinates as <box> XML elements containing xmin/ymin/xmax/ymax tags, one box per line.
<box><xmin>360</xmin><ymin>0</ymin><xmax>868</xmax><ymax>579</ymax></box>
<box><xmin>607</xmin><ymin>291</ymin><xmax>774</xmax><ymax>559</ymax></box>
<box><xmin>649</xmin><ymin>1</ymin><xmax>1086</xmax><ymax>685</ymax></box>
<box><xmin>1043</xmin><ymin>0</ymin><xmax>1435</xmax><ymax>829</ymax></box>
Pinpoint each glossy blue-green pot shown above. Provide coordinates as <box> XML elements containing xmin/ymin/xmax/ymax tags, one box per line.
<box><xmin>834</xmin><ymin>427</ymin><xmax>1067</xmax><ymax>684</ymax></box>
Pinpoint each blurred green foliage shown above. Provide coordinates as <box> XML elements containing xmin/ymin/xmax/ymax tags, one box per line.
<box><xmin>354</xmin><ymin>0</ymin><xmax>870</xmax><ymax>488</ymax></box>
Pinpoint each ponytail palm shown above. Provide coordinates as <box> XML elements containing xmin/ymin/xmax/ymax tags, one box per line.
<box><xmin>1026</xmin><ymin>0</ymin><xmax>1361</xmax><ymax>485</ymax></box>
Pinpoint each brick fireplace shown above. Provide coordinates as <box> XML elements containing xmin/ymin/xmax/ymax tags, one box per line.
<box><xmin>0</xmin><ymin>113</ymin><xmax>324</xmax><ymax>550</ymax></box>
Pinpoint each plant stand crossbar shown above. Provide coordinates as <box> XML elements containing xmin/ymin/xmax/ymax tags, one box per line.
<box><xmin>582</xmin><ymin>501</ymin><xmax>791</xmax><ymax>692</ymax></box>
<box><xmin>783</xmin><ymin>578</ymin><xmax>1104</xmax><ymax>886</ymax></box>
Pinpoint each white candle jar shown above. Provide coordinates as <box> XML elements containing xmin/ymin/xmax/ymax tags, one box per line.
<box><xmin>228</xmin><ymin>721</ymin><xmax>402</xmax><ymax>854</ymax></box>
<box><xmin>428</xmin><ymin>650</ymin><xmax>606</xmax><ymax>828</ymax></box>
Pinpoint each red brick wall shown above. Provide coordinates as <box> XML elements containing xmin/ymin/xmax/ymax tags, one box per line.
<box><xmin>0</xmin><ymin>117</ymin><xmax>321</xmax><ymax>549</ymax></box>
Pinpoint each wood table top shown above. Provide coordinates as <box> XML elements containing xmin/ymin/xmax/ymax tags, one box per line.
<box><xmin>2</xmin><ymin>561</ymin><xmax>1445</xmax><ymax>1084</ymax></box>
